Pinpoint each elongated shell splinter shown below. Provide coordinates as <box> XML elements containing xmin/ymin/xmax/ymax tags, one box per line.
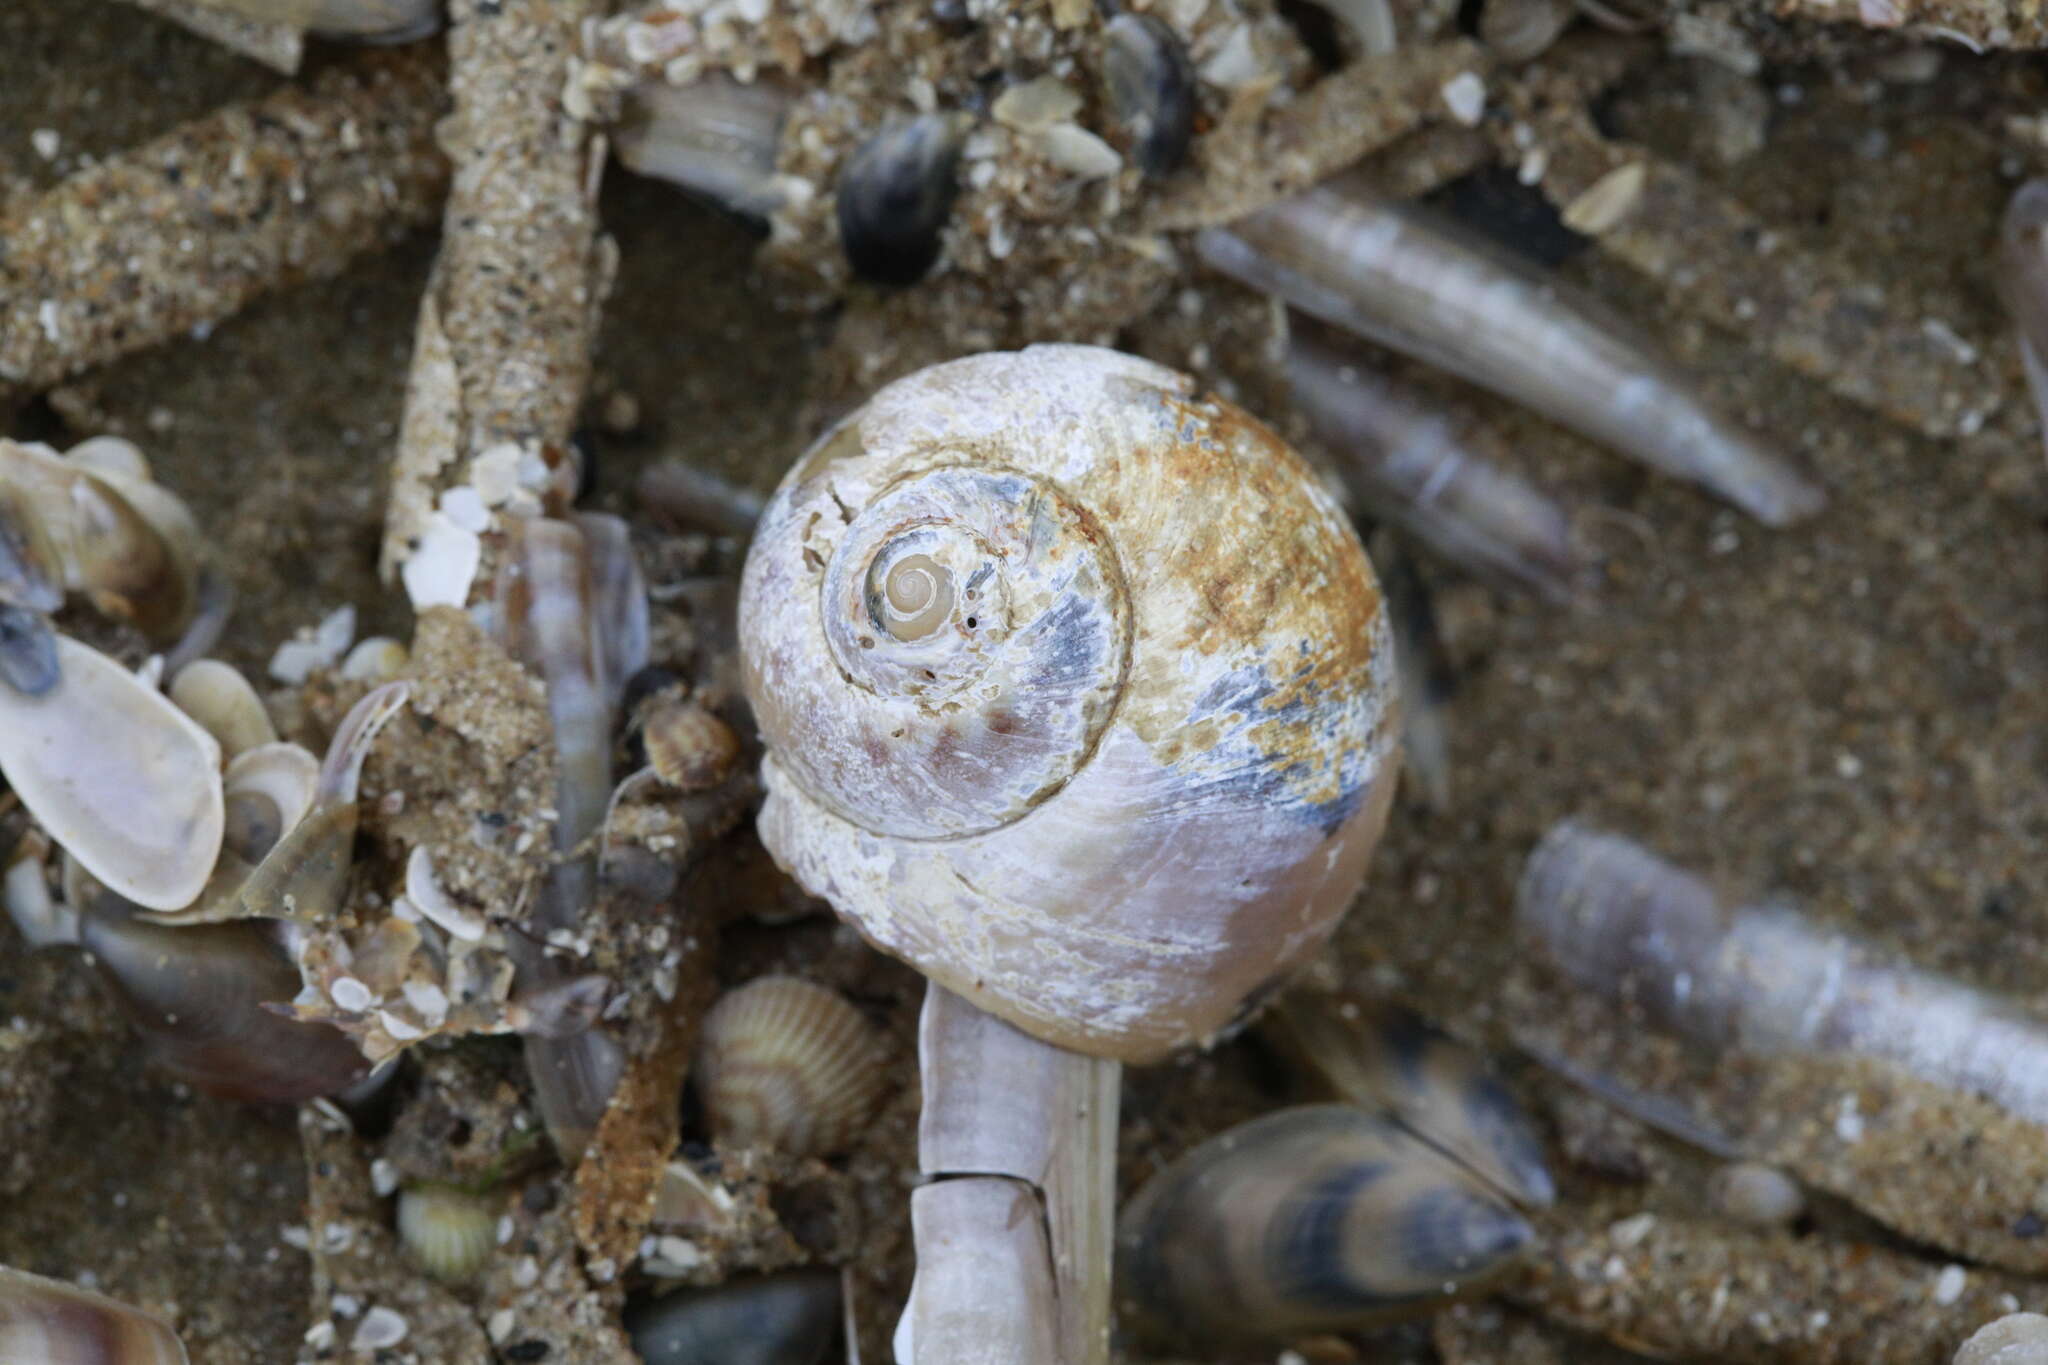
<box><xmin>739</xmin><ymin>345</ymin><xmax>1401</xmax><ymax>1062</ymax></box>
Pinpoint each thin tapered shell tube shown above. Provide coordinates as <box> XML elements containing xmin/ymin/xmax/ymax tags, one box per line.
<box><xmin>1288</xmin><ymin>332</ymin><xmax>1581</xmax><ymax>602</ymax></box>
<box><xmin>1199</xmin><ymin>182</ymin><xmax>1824</xmax><ymax>526</ymax></box>
<box><xmin>0</xmin><ymin>1265</ymin><xmax>188</xmax><ymax>1365</ymax></box>
<box><xmin>1999</xmin><ymin>180</ymin><xmax>2048</xmax><ymax>466</ymax></box>
<box><xmin>0</xmin><ymin>50</ymin><xmax>447</xmax><ymax>403</ymax></box>
<box><xmin>78</xmin><ymin>909</ymin><xmax>370</xmax><ymax>1102</ymax></box>
<box><xmin>1116</xmin><ymin>1104</ymin><xmax>1533</xmax><ymax>1343</ymax></box>
<box><xmin>1517</xmin><ymin>821</ymin><xmax>2048</xmax><ymax>1127</ymax></box>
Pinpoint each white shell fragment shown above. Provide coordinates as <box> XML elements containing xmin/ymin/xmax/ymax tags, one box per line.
<box><xmin>406</xmin><ymin>846</ymin><xmax>487</xmax><ymax>942</ymax></box>
<box><xmin>1957</xmin><ymin>1313</ymin><xmax>2048</xmax><ymax>1365</ymax></box>
<box><xmin>0</xmin><ymin>634</ymin><xmax>223</xmax><ymax>911</ymax></box>
<box><xmin>267</xmin><ymin>604</ymin><xmax>357</xmax><ymax>684</ymax></box>
<box><xmin>400</xmin><ymin>513</ymin><xmax>482</xmax><ymax>611</ymax></box>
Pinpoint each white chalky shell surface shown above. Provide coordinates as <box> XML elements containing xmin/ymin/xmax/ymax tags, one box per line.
<box><xmin>740</xmin><ymin>344</ymin><xmax>1400</xmax><ymax>1063</ymax></box>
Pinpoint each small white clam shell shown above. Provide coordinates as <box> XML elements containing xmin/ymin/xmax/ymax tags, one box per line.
<box><xmin>224</xmin><ymin>742</ymin><xmax>320</xmax><ymax>852</ymax></box>
<box><xmin>0</xmin><ymin>634</ymin><xmax>222</xmax><ymax>911</ymax></box>
<box><xmin>169</xmin><ymin>659</ymin><xmax>278</xmax><ymax>761</ymax></box>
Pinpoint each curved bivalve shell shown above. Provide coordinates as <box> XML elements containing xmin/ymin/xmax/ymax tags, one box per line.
<box><xmin>76</xmin><ymin>907</ymin><xmax>370</xmax><ymax>1102</ymax></box>
<box><xmin>0</xmin><ymin>634</ymin><xmax>223</xmax><ymax>911</ymax></box>
<box><xmin>0</xmin><ymin>1264</ymin><xmax>188</xmax><ymax>1364</ymax></box>
<box><xmin>338</xmin><ymin>635</ymin><xmax>409</xmax><ymax>683</ymax></box>
<box><xmin>625</xmin><ymin>1271</ymin><xmax>840</xmax><ymax>1365</ymax></box>
<box><xmin>1101</xmin><ymin>13</ymin><xmax>1196</xmax><ymax>177</ymax></box>
<box><xmin>168</xmin><ymin>660</ymin><xmax>277</xmax><ymax>762</ymax></box>
<box><xmin>238</xmin><ymin>681</ymin><xmax>409</xmax><ymax>923</ymax></box>
<box><xmin>396</xmin><ymin>1185</ymin><xmax>499</xmax><ymax>1281</ymax></box>
<box><xmin>740</xmin><ymin>345</ymin><xmax>1400</xmax><ymax>1062</ymax></box>
<box><xmin>836</xmin><ymin>114</ymin><xmax>968</xmax><ymax>286</ymax></box>
<box><xmin>63</xmin><ymin>435</ymin><xmax>153</xmax><ymax>483</ymax></box>
<box><xmin>1115</xmin><ymin>1104</ymin><xmax>1534</xmax><ymax>1343</ymax></box>
<box><xmin>136</xmin><ymin>742</ymin><xmax>321</xmax><ymax>926</ymax></box>
<box><xmin>1269</xmin><ymin>992</ymin><xmax>1555</xmax><ymax>1207</ymax></box>
<box><xmin>694</xmin><ymin>976</ymin><xmax>891</xmax><ymax>1158</ymax></box>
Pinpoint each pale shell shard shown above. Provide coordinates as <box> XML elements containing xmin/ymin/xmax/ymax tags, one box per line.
<box><xmin>1997</xmin><ymin>180</ymin><xmax>2048</xmax><ymax>466</ymax></box>
<box><xmin>1114</xmin><ymin>1104</ymin><xmax>1534</xmax><ymax>1343</ymax></box>
<box><xmin>1269</xmin><ymin>992</ymin><xmax>1555</xmax><ymax>1208</ymax></box>
<box><xmin>741</xmin><ymin>345</ymin><xmax>1400</xmax><ymax>1063</ymax></box>
<box><xmin>169</xmin><ymin>659</ymin><xmax>277</xmax><ymax>761</ymax></box>
<box><xmin>0</xmin><ymin>1264</ymin><xmax>189</xmax><ymax>1365</ymax></box>
<box><xmin>694</xmin><ymin>975</ymin><xmax>891</xmax><ymax>1159</ymax></box>
<box><xmin>0</xmin><ymin>634</ymin><xmax>223</xmax><ymax>911</ymax></box>
<box><xmin>396</xmin><ymin>1185</ymin><xmax>498</xmax><ymax>1281</ymax></box>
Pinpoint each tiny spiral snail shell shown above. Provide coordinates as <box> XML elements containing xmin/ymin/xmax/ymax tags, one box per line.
<box><xmin>740</xmin><ymin>344</ymin><xmax>1401</xmax><ymax>1064</ymax></box>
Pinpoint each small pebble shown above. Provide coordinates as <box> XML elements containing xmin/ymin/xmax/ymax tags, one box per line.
<box><xmin>351</xmin><ymin>1306</ymin><xmax>408</xmax><ymax>1351</ymax></box>
<box><xmin>1936</xmin><ymin>1264</ymin><xmax>1970</xmax><ymax>1306</ymax></box>
<box><xmin>1706</xmin><ymin>1161</ymin><xmax>1805</xmax><ymax>1229</ymax></box>
<box><xmin>1441</xmin><ymin>72</ymin><xmax>1487</xmax><ymax>126</ymax></box>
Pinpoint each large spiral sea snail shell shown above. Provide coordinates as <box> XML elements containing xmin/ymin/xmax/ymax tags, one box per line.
<box><xmin>739</xmin><ymin>344</ymin><xmax>1402</xmax><ymax>1063</ymax></box>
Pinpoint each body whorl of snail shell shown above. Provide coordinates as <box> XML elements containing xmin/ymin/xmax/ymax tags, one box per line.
<box><xmin>0</xmin><ymin>1264</ymin><xmax>188</xmax><ymax>1365</ymax></box>
<box><xmin>1115</xmin><ymin>1104</ymin><xmax>1533</xmax><ymax>1343</ymax></box>
<box><xmin>739</xmin><ymin>346</ymin><xmax>1400</xmax><ymax>1063</ymax></box>
<box><xmin>694</xmin><ymin>975</ymin><xmax>891</xmax><ymax>1159</ymax></box>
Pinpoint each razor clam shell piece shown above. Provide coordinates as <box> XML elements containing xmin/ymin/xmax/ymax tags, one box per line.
<box><xmin>0</xmin><ymin>634</ymin><xmax>223</xmax><ymax>912</ymax></box>
<box><xmin>836</xmin><ymin>115</ymin><xmax>968</xmax><ymax>287</ymax></box>
<box><xmin>79</xmin><ymin>908</ymin><xmax>370</xmax><ymax>1102</ymax></box>
<box><xmin>1269</xmin><ymin>991</ymin><xmax>1555</xmax><ymax>1208</ymax></box>
<box><xmin>237</xmin><ymin>682</ymin><xmax>409</xmax><ymax>923</ymax></box>
<box><xmin>1517</xmin><ymin>821</ymin><xmax>2048</xmax><ymax>1126</ymax></box>
<box><xmin>627</xmin><ymin>1271</ymin><xmax>840</xmax><ymax>1365</ymax></box>
<box><xmin>613</xmin><ymin>77</ymin><xmax>794</xmax><ymax>221</ymax></box>
<box><xmin>396</xmin><ymin>1185</ymin><xmax>498</xmax><ymax>1281</ymax></box>
<box><xmin>916</xmin><ymin>985</ymin><xmax>1120</xmax><ymax>1365</ymax></box>
<box><xmin>1289</xmin><ymin>331</ymin><xmax>1581</xmax><ymax>602</ymax></box>
<box><xmin>695</xmin><ymin>976</ymin><xmax>892</xmax><ymax>1158</ymax></box>
<box><xmin>168</xmin><ymin>660</ymin><xmax>277</xmax><ymax>761</ymax></box>
<box><xmin>1199</xmin><ymin>183</ymin><xmax>1825</xmax><ymax>526</ymax></box>
<box><xmin>0</xmin><ymin>1264</ymin><xmax>189</xmax><ymax>1365</ymax></box>
<box><xmin>895</xmin><ymin>1179</ymin><xmax>1061</xmax><ymax>1365</ymax></box>
<box><xmin>1115</xmin><ymin>1104</ymin><xmax>1534</xmax><ymax>1342</ymax></box>
<box><xmin>1998</xmin><ymin>180</ymin><xmax>2048</xmax><ymax>466</ymax></box>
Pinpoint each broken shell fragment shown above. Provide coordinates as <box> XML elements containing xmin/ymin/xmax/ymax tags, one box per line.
<box><xmin>1115</xmin><ymin>1104</ymin><xmax>1534</xmax><ymax>1343</ymax></box>
<box><xmin>1706</xmin><ymin>1160</ymin><xmax>1805</xmax><ymax>1230</ymax></box>
<box><xmin>626</xmin><ymin>1270</ymin><xmax>841</xmax><ymax>1365</ymax></box>
<box><xmin>78</xmin><ymin>907</ymin><xmax>370</xmax><ymax>1102</ymax></box>
<box><xmin>1102</xmin><ymin>13</ymin><xmax>1196</xmax><ymax>177</ymax></box>
<box><xmin>836</xmin><ymin>114</ymin><xmax>968</xmax><ymax>287</ymax></box>
<box><xmin>0</xmin><ymin>1264</ymin><xmax>188</xmax><ymax>1365</ymax></box>
<box><xmin>0</xmin><ymin>634</ymin><xmax>223</xmax><ymax>912</ymax></box>
<box><xmin>614</xmin><ymin>76</ymin><xmax>794</xmax><ymax>221</ymax></box>
<box><xmin>169</xmin><ymin>659</ymin><xmax>277</xmax><ymax>761</ymax></box>
<box><xmin>694</xmin><ymin>976</ymin><xmax>891</xmax><ymax>1159</ymax></box>
<box><xmin>0</xmin><ymin>602</ymin><xmax>58</xmax><ymax>695</ymax></box>
<box><xmin>237</xmin><ymin>681</ymin><xmax>409</xmax><ymax>923</ymax></box>
<box><xmin>396</xmin><ymin>1185</ymin><xmax>498</xmax><ymax>1281</ymax></box>
<box><xmin>1268</xmin><ymin>991</ymin><xmax>1555</xmax><ymax>1208</ymax></box>
<box><xmin>1998</xmin><ymin>180</ymin><xmax>2048</xmax><ymax>466</ymax></box>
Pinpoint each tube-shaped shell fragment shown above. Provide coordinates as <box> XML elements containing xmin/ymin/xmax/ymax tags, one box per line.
<box><xmin>1199</xmin><ymin>183</ymin><xmax>1825</xmax><ymax>526</ymax></box>
<box><xmin>1999</xmin><ymin>180</ymin><xmax>2048</xmax><ymax>466</ymax></box>
<box><xmin>0</xmin><ymin>1264</ymin><xmax>188</xmax><ymax>1365</ymax></box>
<box><xmin>1115</xmin><ymin>1104</ymin><xmax>1534</xmax><ymax>1343</ymax></box>
<box><xmin>0</xmin><ymin>634</ymin><xmax>223</xmax><ymax>912</ymax></box>
<box><xmin>739</xmin><ymin>345</ymin><xmax>1401</xmax><ymax>1062</ymax></box>
<box><xmin>1517</xmin><ymin>821</ymin><xmax>2048</xmax><ymax>1126</ymax></box>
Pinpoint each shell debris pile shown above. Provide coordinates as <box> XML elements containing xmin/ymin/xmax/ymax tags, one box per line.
<box><xmin>5</xmin><ymin>0</ymin><xmax>2048</xmax><ymax>1361</ymax></box>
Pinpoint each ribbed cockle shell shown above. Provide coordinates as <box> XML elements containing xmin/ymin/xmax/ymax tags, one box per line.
<box><xmin>740</xmin><ymin>345</ymin><xmax>1400</xmax><ymax>1062</ymax></box>
<box><xmin>694</xmin><ymin>975</ymin><xmax>891</xmax><ymax>1158</ymax></box>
